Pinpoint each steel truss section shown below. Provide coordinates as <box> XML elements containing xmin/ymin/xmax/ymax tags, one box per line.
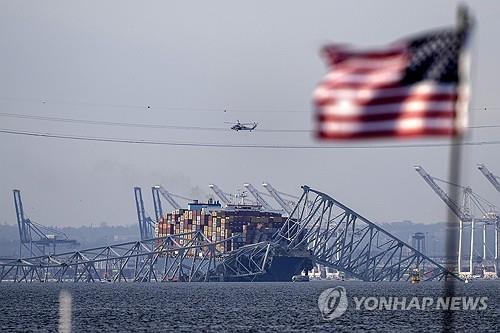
<box><xmin>275</xmin><ymin>186</ymin><xmax>462</xmax><ymax>282</ymax></box>
<box><xmin>0</xmin><ymin>231</ymin><xmax>234</xmax><ymax>283</ymax></box>
<box><xmin>215</xmin><ymin>242</ymin><xmax>272</xmax><ymax>280</ymax></box>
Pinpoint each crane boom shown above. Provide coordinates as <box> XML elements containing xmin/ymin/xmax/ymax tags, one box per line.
<box><xmin>209</xmin><ymin>184</ymin><xmax>231</xmax><ymax>205</ymax></box>
<box><xmin>478</xmin><ymin>164</ymin><xmax>500</xmax><ymax>193</ymax></box>
<box><xmin>243</xmin><ymin>183</ymin><xmax>274</xmax><ymax>211</ymax></box>
<box><xmin>414</xmin><ymin>166</ymin><xmax>470</xmax><ymax>222</ymax></box>
<box><xmin>262</xmin><ymin>182</ymin><xmax>293</xmax><ymax>214</ymax></box>
<box><xmin>154</xmin><ymin>185</ymin><xmax>182</xmax><ymax>210</ymax></box>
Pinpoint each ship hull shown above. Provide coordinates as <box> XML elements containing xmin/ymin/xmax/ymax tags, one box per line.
<box><xmin>224</xmin><ymin>255</ymin><xmax>313</xmax><ymax>282</ymax></box>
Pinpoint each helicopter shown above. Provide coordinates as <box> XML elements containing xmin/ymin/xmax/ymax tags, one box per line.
<box><xmin>226</xmin><ymin>120</ymin><xmax>258</xmax><ymax>132</ymax></box>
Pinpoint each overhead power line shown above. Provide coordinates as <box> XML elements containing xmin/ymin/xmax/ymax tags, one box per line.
<box><xmin>0</xmin><ymin>112</ymin><xmax>227</xmax><ymax>131</ymax></box>
<box><xmin>0</xmin><ymin>112</ymin><xmax>498</xmax><ymax>133</ymax></box>
<box><xmin>0</xmin><ymin>112</ymin><xmax>309</xmax><ymax>133</ymax></box>
<box><xmin>0</xmin><ymin>97</ymin><xmax>498</xmax><ymax>113</ymax></box>
<box><xmin>1</xmin><ymin>128</ymin><xmax>500</xmax><ymax>149</ymax></box>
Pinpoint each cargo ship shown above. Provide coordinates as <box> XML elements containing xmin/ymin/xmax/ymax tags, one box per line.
<box><xmin>221</xmin><ymin>252</ymin><xmax>314</xmax><ymax>282</ymax></box>
<box><xmin>257</xmin><ymin>255</ymin><xmax>313</xmax><ymax>282</ymax></box>
<box><xmin>156</xmin><ymin>200</ymin><xmax>314</xmax><ymax>281</ymax></box>
<box><xmin>156</xmin><ymin>200</ymin><xmax>287</xmax><ymax>252</ymax></box>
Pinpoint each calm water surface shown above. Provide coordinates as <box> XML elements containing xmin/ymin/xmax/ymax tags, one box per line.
<box><xmin>0</xmin><ymin>281</ymin><xmax>498</xmax><ymax>332</ymax></box>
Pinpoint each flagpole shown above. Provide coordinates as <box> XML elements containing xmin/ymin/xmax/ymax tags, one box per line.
<box><xmin>443</xmin><ymin>135</ymin><xmax>462</xmax><ymax>332</ymax></box>
<box><xmin>442</xmin><ymin>5</ymin><xmax>472</xmax><ymax>332</ymax></box>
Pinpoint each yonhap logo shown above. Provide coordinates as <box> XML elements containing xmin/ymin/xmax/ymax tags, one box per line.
<box><xmin>317</xmin><ymin>286</ymin><xmax>488</xmax><ymax>320</ymax></box>
<box><xmin>318</xmin><ymin>286</ymin><xmax>348</xmax><ymax>320</ymax></box>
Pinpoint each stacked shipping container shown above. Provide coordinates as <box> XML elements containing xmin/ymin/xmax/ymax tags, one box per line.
<box><xmin>156</xmin><ymin>207</ymin><xmax>285</xmax><ymax>253</ymax></box>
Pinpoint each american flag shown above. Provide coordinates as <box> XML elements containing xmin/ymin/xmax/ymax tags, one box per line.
<box><xmin>313</xmin><ymin>28</ymin><xmax>470</xmax><ymax>139</ymax></box>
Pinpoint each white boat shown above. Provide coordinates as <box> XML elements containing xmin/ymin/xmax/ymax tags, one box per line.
<box><xmin>292</xmin><ymin>275</ymin><xmax>310</xmax><ymax>282</ymax></box>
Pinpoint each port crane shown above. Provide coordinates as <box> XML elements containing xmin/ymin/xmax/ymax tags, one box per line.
<box><xmin>134</xmin><ymin>187</ymin><xmax>155</xmax><ymax>240</ymax></box>
<box><xmin>414</xmin><ymin>166</ymin><xmax>499</xmax><ymax>276</ymax></box>
<box><xmin>262</xmin><ymin>183</ymin><xmax>314</xmax><ymax>215</ymax></box>
<box><xmin>152</xmin><ymin>186</ymin><xmax>180</xmax><ymax>210</ymax></box>
<box><xmin>243</xmin><ymin>183</ymin><xmax>275</xmax><ymax>211</ymax></box>
<box><xmin>478</xmin><ymin>164</ymin><xmax>500</xmax><ymax>193</ymax></box>
<box><xmin>414</xmin><ymin>166</ymin><xmax>472</xmax><ymax>222</ymax></box>
<box><xmin>136</xmin><ymin>185</ymin><xmax>195</xmax><ymax>240</ymax></box>
<box><xmin>209</xmin><ymin>184</ymin><xmax>259</xmax><ymax>206</ymax></box>
<box><xmin>209</xmin><ymin>184</ymin><xmax>232</xmax><ymax>206</ymax></box>
<box><xmin>477</xmin><ymin>164</ymin><xmax>500</xmax><ymax>276</ymax></box>
<box><xmin>152</xmin><ymin>185</ymin><xmax>195</xmax><ymax>216</ymax></box>
<box><xmin>13</xmin><ymin>189</ymin><xmax>78</xmax><ymax>257</ymax></box>
<box><xmin>151</xmin><ymin>186</ymin><xmax>163</xmax><ymax>223</ymax></box>
<box><xmin>262</xmin><ymin>182</ymin><xmax>298</xmax><ymax>215</ymax></box>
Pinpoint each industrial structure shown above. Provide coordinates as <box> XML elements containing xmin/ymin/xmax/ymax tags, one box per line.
<box><xmin>478</xmin><ymin>164</ymin><xmax>500</xmax><ymax>193</ymax></box>
<box><xmin>415</xmin><ymin>166</ymin><xmax>499</xmax><ymax>278</ymax></box>
<box><xmin>134</xmin><ymin>187</ymin><xmax>156</xmax><ymax>240</ymax></box>
<box><xmin>272</xmin><ymin>186</ymin><xmax>456</xmax><ymax>281</ymax></box>
<box><xmin>477</xmin><ymin>164</ymin><xmax>500</xmax><ymax>277</ymax></box>
<box><xmin>208</xmin><ymin>184</ymin><xmax>232</xmax><ymax>206</ymax></box>
<box><xmin>262</xmin><ymin>182</ymin><xmax>298</xmax><ymax>215</ymax></box>
<box><xmin>243</xmin><ymin>183</ymin><xmax>277</xmax><ymax>212</ymax></box>
<box><xmin>0</xmin><ymin>231</ymin><xmax>233</xmax><ymax>283</ymax></box>
<box><xmin>152</xmin><ymin>185</ymin><xmax>194</xmax><ymax>212</ymax></box>
<box><xmin>411</xmin><ymin>232</ymin><xmax>426</xmax><ymax>255</ymax></box>
<box><xmin>12</xmin><ymin>190</ymin><xmax>78</xmax><ymax>257</ymax></box>
<box><xmin>134</xmin><ymin>186</ymin><xmax>194</xmax><ymax>240</ymax></box>
<box><xmin>1</xmin><ymin>186</ymin><xmax>459</xmax><ymax>283</ymax></box>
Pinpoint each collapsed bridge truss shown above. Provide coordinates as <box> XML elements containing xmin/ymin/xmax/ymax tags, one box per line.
<box><xmin>0</xmin><ymin>231</ymin><xmax>233</xmax><ymax>283</ymax></box>
<box><xmin>275</xmin><ymin>186</ymin><xmax>461</xmax><ymax>282</ymax></box>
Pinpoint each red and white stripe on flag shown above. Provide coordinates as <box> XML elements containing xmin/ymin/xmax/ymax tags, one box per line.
<box><xmin>313</xmin><ymin>43</ymin><xmax>468</xmax><ymax>139</ymax></box>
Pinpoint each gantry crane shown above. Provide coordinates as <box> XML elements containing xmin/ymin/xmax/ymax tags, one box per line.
<box><xmin>243</xmin><ymin>183</ymin><xmax>275</xmax><ymax>211</ymax></box>
<box><xmin>208</xmin><ymin>184</ymin><xmax>232</xmax><ymax>206</ymax></box>
<box><xmin>134</xmin><ymin>187</ymin><xmax>155</xmax><ymax>240</ymax></box>
<box><xmin>13</xmin><ymin>189</ymin><xmax>78</xmax><ymax>257</ymax></box>
<box><xmin>152</xmin><ymin>185</ymin><xmax>193</xmax><ymax>211</ymax></box>
<box><xmin>414</xmin><ymin>166</ymin><xmax>499</xmax><ymax>276</ymax></box>
<box><xmin>414</xmin><ymin>166</ymin><xmax>472</xmax><ymax>222</ymax></box>
<box><xmin>137</xmin><ymin>185</ymin><xmax>194</xmax><ymax>240</ymax></box>
<box><xmin>477</xmin><ymin>164</ymin><xmax>500</xmax><ymax>276</ymax></box>
<box><xmin>478</xmin><ymin>164</ymin><xmax>500</xmax><ymax>193</ymax></box>
<box><xmin>151</xmin><ymin>186</ymin><xmax>163</xmax><ymax>223</ymax></box>
<box><xmin>261</xmin><ymin>182</ymin><xmax>297</xmax><ymax>215</ymax></box>
<box><xmin>152</xmin><ymin>185</ymin><xmax>181</xmax><ymax>210</ymax></box>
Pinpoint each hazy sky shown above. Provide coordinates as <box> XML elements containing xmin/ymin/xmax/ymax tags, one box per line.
<box><xmin>1</xmin><ymin>1</ymin><xmax>499</xmax><ymax>229</ymax></box>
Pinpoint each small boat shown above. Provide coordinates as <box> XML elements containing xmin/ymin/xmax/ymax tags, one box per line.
<box><xmin>292</xmin><ymin>275</ymin><xmax>310</xmax><ymax>282</ymax></box>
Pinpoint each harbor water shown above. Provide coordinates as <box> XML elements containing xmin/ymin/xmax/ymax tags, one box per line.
<box><xmin>0</xmin><ymin>281</ymin><xmax>498</xmax><ymax>332</ymax></box>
